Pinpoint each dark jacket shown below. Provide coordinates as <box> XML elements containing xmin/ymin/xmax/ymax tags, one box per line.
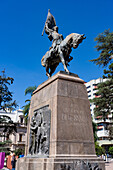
<box><xmin>11</xmin><ymin>156</ymin><xmax>16</xmax><ymax>168</ymax></box>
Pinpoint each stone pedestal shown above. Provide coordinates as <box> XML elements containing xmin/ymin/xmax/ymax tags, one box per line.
<box><xmin>16</xmin><ymin>71</ymin><xmax>105</xmax><ymax>170</ymax></box>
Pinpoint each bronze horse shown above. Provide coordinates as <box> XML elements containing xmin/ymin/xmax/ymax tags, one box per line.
<box><xmin>41</xmin><ymin>33</ymin><xmax>86</xmax><ymax>77</ymax></box>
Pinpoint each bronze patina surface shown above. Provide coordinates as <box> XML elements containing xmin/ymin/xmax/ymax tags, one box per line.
<box><xmin>41</xmin><ymin>10</ymin><xmax>86</xmax><ymax>77</ymax></box>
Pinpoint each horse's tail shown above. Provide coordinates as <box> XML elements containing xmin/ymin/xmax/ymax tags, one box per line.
<box><xmin>41</xmin><ymin>55</ymin><xmax>45</xmax><ymax>66</ymax></box>
<box><xmin>41</xmin><ymin>51</ymin><xmax>49</xmax><ymax>66</ymax></box>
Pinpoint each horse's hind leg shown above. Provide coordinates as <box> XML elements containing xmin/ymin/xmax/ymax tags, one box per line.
<box><xmin>59</xmin><ymin>51</ymin><xmax>69</xmax><ymax>74</ymax></box>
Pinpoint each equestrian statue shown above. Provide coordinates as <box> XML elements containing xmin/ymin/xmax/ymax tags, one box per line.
<box><xmin>41</xmin><ymin>10</ymin><xmax>86</xmax><ymax>78</ymax></box>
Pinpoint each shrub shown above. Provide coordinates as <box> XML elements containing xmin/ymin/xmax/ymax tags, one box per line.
<box><xmin>108</xmin><ymin>147</ymin><xmax>113</xmax><ymax>157</ymax></box>
<box><xmin>95</xmin><ymin>142</ymin><xmax>105</xmax><ymax>156</ymax></box>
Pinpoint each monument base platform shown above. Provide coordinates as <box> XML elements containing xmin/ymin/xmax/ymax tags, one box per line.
<box><xmin>16</xmin><ymin>155</ymin><xmax>105</xmax><ymax>170</ymax></box>
<box><xmin>18</xmin><ymin>71</ymin><xmax>105</xmax><ymax>170</ymax></box>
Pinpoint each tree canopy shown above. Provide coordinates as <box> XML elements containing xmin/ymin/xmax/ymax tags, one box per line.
<box><xmin>0</xmin><ymin>70</ymin><xmax>18</xmax><ymax>154</ymax></box>
<box><xmin>90</xmin><ymin>29</ymin><xmax>113</xmax><ymax>121</ymax></box>
<box><xmin>0</xmin><ymin>115</ymin><xmax>17</xmax><ymax>137</ymax></box>
<box><xmin>92</xmin><ymin>120</ymin><xmax>98</xmax><ymax>142</ymax></box>
<box><xmin>91</xmin><ymin>78</ymin><xmax>113</xmax><ymax>121</ymax></box>
<box><xmin>0</xmin><ymin>114</ymin><xmax>17</xmax><ymax>155</ymax></box>
<box><xmin>22</xmin><ymin>85</ymin><xmax>37</xmax><ymax>124</ymax></box>
<box><xmin>0</xmin><ymin>70</ymin><xmax>17</xmax><ymax>111</ymax></box>
<box><xmin>90</xmin><ymin>29</ymin><xmax>113</xmax><ymax>67</ymax></box>
<box><xmin>0</xmin><ymin>140</ymin><xmax>12</xmax><ymax>155</ymax></box>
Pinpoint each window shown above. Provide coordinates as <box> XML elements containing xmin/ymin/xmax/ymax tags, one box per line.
<box><xmin>6</xmin><ymin>134</ymin><xmax>9</xmax><ymax>140</ymax></box>
<box><xmin>98</xmin><ymin>123</ymin><xmax>103</xmax><ymax>126</ymax></box>
<box><xmin>97</xmin><ymin>128</ymin><xmax>103</xmax><ymax>131</ymax></box>
<box><xmin>20</xmin><ymin>117</ymin><xmax>23</xmax><ymax>124</ymax></box>
<box><xmin>98</xmin><ymin>137</ymin><xmax>108</xmax><ymax>140</ymax></box>
<box><xmin>19</xmin><ymin>134</ymin><xmax>22</xmax><ymax>142</ymax></box>
<box><xmin>93</xmin><ymin>84</ymin><xmax>97</xmax><ymax>86</ymax></box>
<box><xmin>87</xmin><ymin>86</ymin><xmax>90</xmax><ymax>89</ymax></box>
<box><xmin>88</xmin><ymin>95</ymin><xmax>91</xmax><ymax>98</ymax></box>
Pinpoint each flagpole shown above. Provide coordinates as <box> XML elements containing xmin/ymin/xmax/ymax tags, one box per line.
<box><xmin>42</xmin><ymin>9</ymin><xmax>50</xmax><ymax>36</ymax></box>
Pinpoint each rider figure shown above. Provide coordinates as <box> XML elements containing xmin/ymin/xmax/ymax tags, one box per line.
<box><xmin>51</xmin><ymin>26</ymin><xmax>63</xmax><ymax>49</ymax></box>
<box><xmin>44</xmin><ymin>11</ymin><xmax>63</xmax><ymax>55</ymax></box>
<box><xmin>42</xmin><ymin>10</ymin><xmax>72</xmax><ymax>77</ymax></box>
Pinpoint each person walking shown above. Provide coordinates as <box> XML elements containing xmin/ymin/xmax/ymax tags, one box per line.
<box><xmin>11</xmin><ymin>153</ymin><xmax>17</xmax><ymax>170</ymax></box>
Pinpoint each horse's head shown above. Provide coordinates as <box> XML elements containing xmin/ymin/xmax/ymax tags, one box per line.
<box><xmin>72</xmin><ymin>33</ymin><xmax>86</xmax><ymax>49</ymax></box>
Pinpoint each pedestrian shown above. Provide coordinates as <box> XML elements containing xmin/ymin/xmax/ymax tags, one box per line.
<box><xmin>11</xmin><ymin>153</ymin><xmax>17</xmax><ymax>170</ymax></box>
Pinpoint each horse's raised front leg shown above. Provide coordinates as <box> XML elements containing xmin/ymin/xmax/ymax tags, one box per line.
<box><xmin>46</xmin><ymin>65</ymin><xmax>51</xmax><ymax>78</ymax></box>
<box><xmin>50</xmin><ymin>64</ymin><xmax>58</xmax><ymax>77</ymax></box>
<box><xmin>59</xmin><ymin>51</ymin><xmax>69</xmax><ymax>74</ymax></box>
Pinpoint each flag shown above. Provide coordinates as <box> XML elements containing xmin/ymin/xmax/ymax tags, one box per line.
<box><xmin>42</xmin><ymin>10</ymin><xmax>57</xmax><ymax>36</ymax></box>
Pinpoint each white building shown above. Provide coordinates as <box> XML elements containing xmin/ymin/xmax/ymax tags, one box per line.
<box><xmin>0</xmin><ymin>109</ymin><xmax>27</xmax><ymax>151</ymax></box>
<box><xmin>85</xmin><ymin>78</ymin><xmax>113</xmax><ymax>151</ymax></box>
<box><xmin>85</xmin><ymin>78</ymin><xmax>106</xmax><ymax>119</ymax></box>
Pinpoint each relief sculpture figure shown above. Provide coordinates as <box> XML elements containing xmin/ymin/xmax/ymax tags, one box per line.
<box><xmin>29</xmin><ymin>108</ymin><xmax>51</xmax><ymax>156</ymax></box>
<box><xmin>29</xmin><ymin>112</ymin><xmax>41</xmax><ymax>155</ymax></box>
<box><xmin>41</xmin><ymin>10</ymin><xmax>86</xmax><ymax>78</ymax></box>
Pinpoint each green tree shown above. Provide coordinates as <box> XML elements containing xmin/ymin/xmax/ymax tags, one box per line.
<box><xmin>92</xmin><ymin>121</ymin><xmax>98</xmax><ymax>142</ymax></box>
<box><xmin>103</xmin><ymin>63</ymin><xmax>113</xmax><ymax>79</ymax></box>
<box><xmin>109</xmin><ymin>146</ymin><xmax>113</xmax><ymax>157</ymax></box>
<box><xmin>14</xmin><ymin>148</ymin><xmax>25</xmax><ymax>156</ymax></box>
<box><xmin>90</xmin><ymin>29</ymin><xmax>113</xmax><ymax>120</ymax></box>
<box><xmin>91</xmin><ymin>78</ymin><xmax>113</xmax><ymax>121</ymax></box>
<box><xmin>0</xmin><ymin>140</ymin><xmax>12</xmax><ymax>155</ymax></box>
<box><xmin>0</xmin><ymin>115</ymin><xmax>17</xmax><ymax>151</ymax></box>
<box><xmin>103</xmin><ymin>63</ymin><xmax>113</xmax><ymax>138</ymax></box>
<box><xmin>0</xmin><ymin>70</ymin><xmax>17</xmax><ymax>111</ymax></box>
<box><xmin>22</xmin><ymin>86</ymin><xmax>37</xmax><ymax>124</ymax></box>
<box><xmin>90</xmin><ymin>29</ymin><xmax>113</xmax><ymax>67</ymax></box>
<box><xmin>90</xmin><ymin>29</ymin><xmax>113</xmax><ymax>141</ymax></box>
<box><xmin>0</xmin><ymin>115</ymin><xmax>17</xmax><ymax>138</ymax></box>
<box><xmin>0</xmin><ymin>70</ymin><xmax>18</xmax><ymax>155</ymax></box>
<box><xmin>95</xmin><ymin>142</ymin><xmax>105</xmax><ymax>156</ymax></box>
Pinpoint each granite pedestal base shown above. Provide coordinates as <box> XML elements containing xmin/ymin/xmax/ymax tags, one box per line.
<box><xmin>16</xmin><ymin>156</ymin><xmax>105</xmax><ymax>170</ymax></box>
<box><xmin>16</xmin><ymin>71</ymin><xmax>105</xmax><ymax>170</ymax></box>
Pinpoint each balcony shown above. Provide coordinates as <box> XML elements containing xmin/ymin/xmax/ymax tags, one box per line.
<box><xmin>95</xmin><ymin>119</ymin><xmax>113</xmax><ymax>124</ymax></box>
<box><xmin>97</xmin><ymin>130</ymin><xmax>109</xmax><ymax>137</ymax></box>
<box><xmin>17</xmin><ymin>123</ymin><xmax>27</xmax><ymax>127</ymax></box>
<box><xmin>17</xmin><ymin>141</ymin><xmax>26</xmax><ymax>145</ymax></box>
<box><xmin>98</xmin><ymin>139</ymin><xmax>113</xmax><ymax>146</ymax></box>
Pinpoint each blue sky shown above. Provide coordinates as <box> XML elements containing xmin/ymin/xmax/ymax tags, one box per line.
<box><xmin>0</xmin><ymin>0</ymin><xmax>113</xmax><ymax>108</ymax></box>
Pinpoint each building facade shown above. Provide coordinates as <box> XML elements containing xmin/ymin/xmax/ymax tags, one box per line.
<box><xmin>85</xmin><ymin>78</ymin><xmax>113</xmax><ymax>151</ymax></box>
<box><xmin>0</xmin><ymin>109</ymin><xmax>27</xmax><ymax>152</ymax></box>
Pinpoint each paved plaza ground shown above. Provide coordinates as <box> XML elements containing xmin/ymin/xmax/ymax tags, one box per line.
<box><xmin>105</xmin><ymin>160</ymin><xmax>113</xmax><ymax>170</ymax></box>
